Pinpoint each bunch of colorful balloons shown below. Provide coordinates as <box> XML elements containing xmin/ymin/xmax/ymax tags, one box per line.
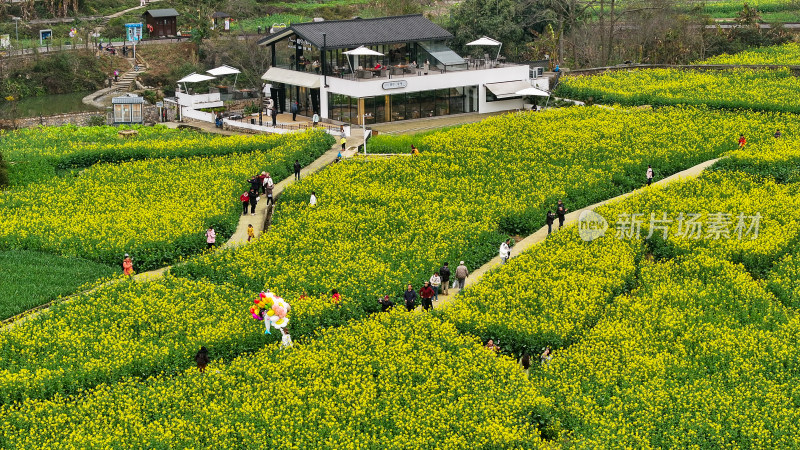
<box><xmin>249</xmin><ymin>290</ymin><xmax>290</xmax><ymax>334</ymax></box>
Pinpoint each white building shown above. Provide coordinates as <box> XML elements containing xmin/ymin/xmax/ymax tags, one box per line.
<box><xmin>258</xmin><ymin>14</ymin><xmax>547</xmax><ymax>126</ymax></box>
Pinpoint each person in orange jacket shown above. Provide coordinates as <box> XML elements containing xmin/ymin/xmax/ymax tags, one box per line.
<box><xmin>122</xmin><ymin>253</ymin><xmax>134</xmax><ymax>278</ymax></box>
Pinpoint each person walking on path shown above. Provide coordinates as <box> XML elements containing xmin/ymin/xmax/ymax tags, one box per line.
<box><xmin>259</xmin><ymin>172</ymin><xmax>268</xmax><ymax>194</ymax></box>
<box><xmin>312</xmin><ymin>112</ymin><xmax>320</xmax><ymax>127</ymax></box>
<box><xmin>378</xmin><ymin>294</ymin><xmax>394</xmax><ymax>312</ymax></box>
<box><xmin>294</xmin><ymin>160</ymin><xmax>302</xmax><ymax>181</ymax></box>
<box><xmin>455</xmin><ymin>261</ymin><xmax>469</xmax><ymax>291</ymax></box>
<box><xmin>248</xmin><ymin>175</ymin><xmax>261</xmax><ymax>193</ymax></box>
<box><xmin>248</xmin><ymin>188</ymin><xmax>259</xmax><ymax>216</ymax></box>
<box><xmin>403</xmin><ymin>284</ymin><xmax>418</xmax><ymax>311</ymax></box>
<box><xmin>340</xmin><ymin>136</ymin><xmax>347</xmax><ymax>152</ymax></box>
<box><xmin>556</xmin><ymin>200</ymin><xmax>568</xmax><ymax>229</ymax></box>
<box><xmin>646</xmin><ymin>165</ymin><xmax>654</xmax><ymax>186</ymax></box>
<box><xmin>291</xmin><ymin>101</ymin><xmax>299</xmax><ymax>121</ymax></box>
<box><xmin>499</xmin><ymin>239</ymin><xmax>511</xmax><ymax>264</ymax></box>
<box><xmin>546</xmin><ymin>211</ymin><xmax>556</xmax><ymax>236</ymax></box>
<box><xmin>439</xmin><ymin>263</ymin><xmax>451</xmax><ymax>295</ymax></box>
<box><xmin>265</xmin><ymin>183</ymin><xmax>274</xmax><ymax>207</ymax></box>
<box><xmin>240</xmin><ymin>191</ymin><xmax>250</xmax><ymax>215</ymax></box>
<box><xmin>738</xmin><ymin>134</ymin><xmax>746</xmax><ymax>149</ymax></box>
<box><xmin>247</xmin><ymin>224</ymin><xmax>255</xmax><ymax>242</ymax></box>
<box><xmin>195</xmin><ymin>346</ymin><xmax>210</xmax><ymax>373</ymax></box>
<box><xmin>309</xmin><ymin>191</ymin><xmax>317</xmax><ymax>207</ymax></box>
<box><xmin>775</xmin><ymin>129</ymin><xmax>782</xmax><ymax>139</ymax></box>
<box><xmin>206</xmin><ymin>227</ymin><xmax>216</xmax><ymax>249</ymax></box>
<box><xmin>420</xmin><ymin>281</ymin><xmax>435</xmax><ymax>311</ymax></box>
<box><xmin>430</xmin><ymin>271</ymin><xmax>441</xmax><ymax>301</ymax></box>
<box><xmin>122</xmin><ymin>253</ymin><xmax>134</xmax><ymax>278</ymax></box>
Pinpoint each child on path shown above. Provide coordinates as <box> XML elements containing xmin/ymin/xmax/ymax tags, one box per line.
<box><xmin>247</xmin><ymin>224</ymin><xmax>255</xmax><ymax>242</ymax></box>
<box><xmin>341</xmin><ymin>136</ymin><xmax>346</xmax><ymax>151</ymax></box>
<box><xmin>122</xmin><ymin>253</ymin><xmax>134</xmax><ymax>278</ymax></box>
<box><xmin>206</xmin><ymin>227</ymin><xmax>216</xmax><ymax>249</ymax></box>
<box><xmin>738</xmin><ymin>134</ymin><xmax>746</xmax><ymax>149</ymax></box>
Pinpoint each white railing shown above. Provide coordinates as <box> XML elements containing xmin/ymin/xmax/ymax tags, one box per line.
<box><xmin>182</xmin><ymin>108</ymin><xmax>214</xmax><ymax>122</ymax></box>
<box><xmin>176</xmin><ymin>92</ymin><xmax>222</xmax><ymax>107</ymax></box>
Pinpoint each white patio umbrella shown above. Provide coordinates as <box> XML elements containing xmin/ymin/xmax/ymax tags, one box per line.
<box><xmin>515</xmin><ymin>86</ymin><xmax>550</xmax><ymax>97</ymax></box>
<box><xmin>466</xmin><ymin>36</ymin><xmax>502</xmax><ymax>64</ymax></box>
<box><xmin>343</xmin><ymin>46</ymin><xmax>384</xmax><ymax>74</ymax></box>
<box><xmin>177</xmin><ymin>72</ymin><xmax>216</xmax><ymax>94</ymax></box>
<box><xmin>207</xmin><ymin>65</ymin><xmax>241</xmax><ymax>89</ymax></box>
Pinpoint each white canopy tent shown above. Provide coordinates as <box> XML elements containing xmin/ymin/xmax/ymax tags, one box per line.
<box><xmin>466</xmin><ymin>36</ymin><xmax>502</xmax><ymax>65</ymax></box>
<box><xmin>343</xmin><ymin>46</ymin><xmax>385</xmax><ymax>74</ymax></box>
<box><xmin>515</xmin><ymin>86</ymin><xmax>550</xmax><ymax>97</ymax></box>
<box><xmin>207</xmin><ymin>64</ymin><xmax>241</xmax><ymax>89</ymax></box>
<box><xmin>177</xmin><ymin>72</ymin><xmax>216</xmax><ymax>94</ymax></box>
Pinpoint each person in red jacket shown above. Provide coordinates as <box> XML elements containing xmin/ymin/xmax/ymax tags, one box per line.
<box><xmin>240</xmin><ymin>191</ymin><xmax>250</xmax><ymax>215</ymax></box>
<box><xmin>738</xmin><ymin>134</ymin><xmax>746</xmax><ymax>149</ymax></box>
<box><xmin>419</xmin><ymin>281</ymin><xmax>435</xmax><ymax>311</ymax></box>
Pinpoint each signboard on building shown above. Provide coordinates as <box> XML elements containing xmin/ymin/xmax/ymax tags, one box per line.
<box><xmin>125</xmin><ymin>23</ymin><xmax>143</xmax><ymax>42</ymax></box>
<box><xmin>39</xmin><ymin>29</ymin><xmax>52</xmax><ymax>46</ymax></box>
<box><xmin>288</xmin><ymin>37</ymin><xmax>312</xmax><ymax>51</ymax></box>
<box><xmin>382</xmin><ymin>80</ymin><xmax>408</xmax><ymax>90</ymax></box>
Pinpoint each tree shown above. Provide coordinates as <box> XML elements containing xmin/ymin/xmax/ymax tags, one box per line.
<box><xmin>518</xmin><ymin>0</ymin><xmax>597</xmax><ymax>65</ymax></box>
<box><xmin>448</xmin><ymin>0</ymin><xmax>527</xmax><ymax>59</ymax></box>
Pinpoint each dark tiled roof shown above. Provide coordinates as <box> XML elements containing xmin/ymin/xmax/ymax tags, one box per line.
<box><xmin>259</xmin><ymin>15</ymin><xmax>453</xmax><ymax>49</ymax></box>
<box><xmin>143</xmin><ymin>8</ymin><xmax>179</xmax><ymax>18</ymax></box>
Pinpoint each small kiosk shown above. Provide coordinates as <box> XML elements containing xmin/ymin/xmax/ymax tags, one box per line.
<box><xmin>112</xmin><ymin>94</ymin><xmax>145</xmax><ymax>124</ymax></box>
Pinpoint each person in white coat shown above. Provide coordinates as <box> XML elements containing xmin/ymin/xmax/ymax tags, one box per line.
<box><xmin>499</xmin><ymin>239</ymin><xmax>511</xmax><ymax>264</ymax></box>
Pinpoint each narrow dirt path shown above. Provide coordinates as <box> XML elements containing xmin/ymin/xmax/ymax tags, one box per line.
<box><xmin>431</xmin><ymin>158</ymin><xmax>720</xmax><ymax>308</ymax></box>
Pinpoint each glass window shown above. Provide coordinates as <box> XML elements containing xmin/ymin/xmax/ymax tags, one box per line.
<box><xmin>131</xmin><ymin>105</ymin><xmax>142</xmax><ymax>122</ymax></box>
<box><xmin>114</xmin><ymin>104</ymin><xmax>124</xmax><ymax>122</ymax></box>
<box><xmin>420</xmin><ymin>90</ymin><xmax>435</xmax><ymax>119</ymax></box>
<box><xmin>435</xmin><ymin>89</ymin><xmax>450</xmax><ymax>116</ymax></box>
<box><xmin>391</xmin><ymin>93</ymin><xmax>406</xmax><ymax>122</ymax></box>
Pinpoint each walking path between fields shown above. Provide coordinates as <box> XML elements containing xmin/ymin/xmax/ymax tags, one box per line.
<box><xmin>1</xmin><ymin>125</ymin><xmax>360</xmax><ymax>327</ymax></box>
<box><xmin>431</xmin><ymin>157</ymin><xmax>720</xmax><ymax>308</ymax></box>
